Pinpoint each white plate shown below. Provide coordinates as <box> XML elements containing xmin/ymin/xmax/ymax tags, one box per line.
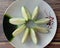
<box><xmin>3</xmin><ymin>0</ymin><xmax>57</xmax><ymax>48</ymax></box>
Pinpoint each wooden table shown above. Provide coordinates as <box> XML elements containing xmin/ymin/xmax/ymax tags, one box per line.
<box><xmin>0</xmin><ymin>0</ymin><xmax>60</xmax><ymax>48</ymax></box>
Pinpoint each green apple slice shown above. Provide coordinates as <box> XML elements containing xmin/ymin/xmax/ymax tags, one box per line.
<box><xmin>21</xmin><ymin>6</ymin><xmax>31</xmax><ymax>21</ymax></box>
<box><xmin>22</xmin><ymin>28</ymin><xmax>29</xmax><ymax>43</ymax></box>
<box><xmin>9</xmin><ymin>18</ymin><xmax>25</xmax><ymax>25</ymax></box>
<box><xmin>32</xmin><ymin>6</ymin><xmax>39</xmax><ymax>20</ymax></box>
<box><xmin>35</xmin><ymin>18</ymin><xmax>50</xmax><ymax>24</ymax></box>
<box><xmin>30</xmin><ymin>28</ymin><xmax>37</xmax><ymax>44</ymax></box>
<box><xmin>12</xmin><ymin>24</ymin><xmax>26</xmax><ymax>37</ymax></box>
<box><xmin>34</xmin><ymin>26</ymin><xmax>49</xmax><ymax>33</ymax></box>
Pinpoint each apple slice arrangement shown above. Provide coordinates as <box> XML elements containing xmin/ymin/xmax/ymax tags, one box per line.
<box><xmin>4</xmin><ymin>6</ymin><xmax>50</xmax><ymax>44</ymax></box>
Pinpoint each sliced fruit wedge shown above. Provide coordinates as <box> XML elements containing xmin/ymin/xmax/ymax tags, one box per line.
<box><xmin>30</xmin><ymin>28</ymin><xmax>37</xmax><ymax>44</ymax></box>
<box><xmin>33</xmin><ymin>26</ymin><xmax>49</xmax><ymax>33</ymax></box>
<box><xmin>9</xmin><ymin>18</ymin><xmax>25</xmax><ymax>25</ymax></box>
<box><xmin>35</xmin><ymin>18</ymin><xmax>50</xmax><ymax>24</ymax></box>
<box><xmin>21</xmin><ymin>6</ymin><xmax>31</xmax><ymax>21</ymax></box>
<box><xmin>22</xmin><ymin>28</ymin><xmax>29</xmax><ymax>43</ymax></box>
<box><xmin>32</xmin><ymin>6</ymin><xmax>39</xmax><ymax>20</ymax></box>
<box><xmin>12</xmin><ymin>24</ymin><xmax>26</xmax><ymax>37</ymax></box>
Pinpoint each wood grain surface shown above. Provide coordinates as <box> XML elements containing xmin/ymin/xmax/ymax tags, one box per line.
<box><xmin>0</xmin><ymin>0</ymin><xmax>60</xmax><ymax>48</ymax></box>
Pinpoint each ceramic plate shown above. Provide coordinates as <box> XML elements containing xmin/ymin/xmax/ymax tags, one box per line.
<box><xmin>3</xmin><ymin>0</ymin><xmax>57</xmax><ymax>48</ymax></box>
